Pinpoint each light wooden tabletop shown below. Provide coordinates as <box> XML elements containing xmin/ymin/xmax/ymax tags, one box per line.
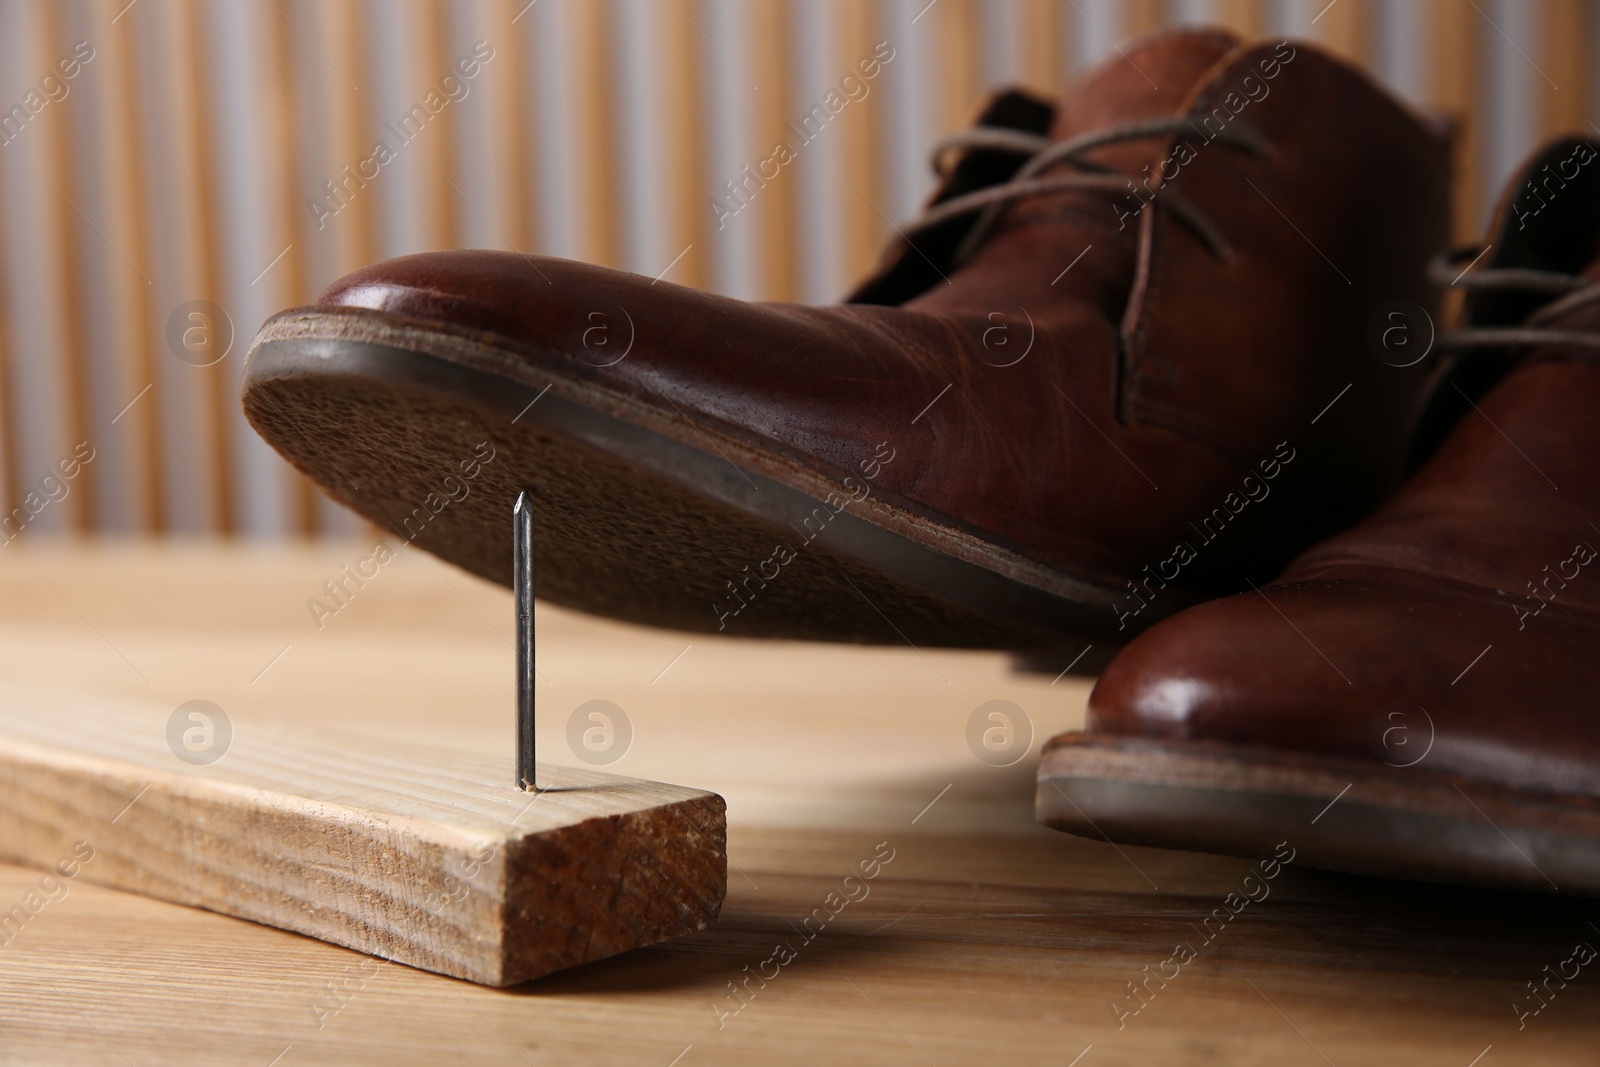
<box><xmin>0</xmin><ymin>542</ymin><xmax>1594</xmax><ymax>1065</ymax></box>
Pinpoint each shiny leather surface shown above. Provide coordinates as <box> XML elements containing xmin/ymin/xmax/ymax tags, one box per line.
<box><xmin>1086</xmin><ymin>138</ymin><xmax>1600</xmax><ymax>798</ymax></box>
<box><xmin>315</xmin><ymin>29</ymin><xmax>1449</xmax><ymax>610</ymax></box>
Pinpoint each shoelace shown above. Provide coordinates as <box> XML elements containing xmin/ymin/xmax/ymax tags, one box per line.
<box><xmin>900</xmin><ymin>115</ymin><xmax>1271</xmax><ymax>267</ymax></box>
<box><xmin>1432</xmin><ymin>246</ymin><xmax>1600</xmax><ymax>351</ymax></box>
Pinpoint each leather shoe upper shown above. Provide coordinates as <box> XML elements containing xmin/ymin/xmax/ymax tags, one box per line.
<box><xmin>316</xmin><ymin>28</ymin><xmax>1451</xmax><ymax>627</ymax></box>
<box><xmin>1087</xmin><ymin>137</ymin><xmax>1600</xmax><ymax>797</ymax></box>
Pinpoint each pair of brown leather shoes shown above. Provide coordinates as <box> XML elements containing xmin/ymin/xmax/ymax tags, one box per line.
<box><xmin>1039</xmin><ymin>131</ymin><xmax>1600</xmax><ymax>896</ymax></box>
<box><xmin>242</xmin><ymin>29</ymin><xmax>1600</xmax><ymax>893</ymax></box>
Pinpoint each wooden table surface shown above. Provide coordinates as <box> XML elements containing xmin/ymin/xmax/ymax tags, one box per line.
<box><xmin>0</xmin><ymin>542</ymin><xmax>1595</xmax><ymax>1065</ymax></box>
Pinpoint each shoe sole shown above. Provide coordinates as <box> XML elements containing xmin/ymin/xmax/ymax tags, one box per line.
<box><xmin>1037</xmin><ymin>733</ymin><xmax>1600</xmax><ymax>894</ymax></box>
<box><xmin>243</xmin><ymin>308</ymin><xmax>1188</xmax><ymax>650</ymax></box>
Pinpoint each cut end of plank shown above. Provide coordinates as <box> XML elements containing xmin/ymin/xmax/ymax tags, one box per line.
<box><xmin>0</xmin><ymin>683</ymin><xmax>727</xmax><ymax>986</ymax></box>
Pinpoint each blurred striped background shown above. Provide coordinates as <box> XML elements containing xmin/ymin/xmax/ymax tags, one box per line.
<box><xmin>0</xmin><ymin>0</ymin><xmax>1595</xmax><ymax>539</ymax></box>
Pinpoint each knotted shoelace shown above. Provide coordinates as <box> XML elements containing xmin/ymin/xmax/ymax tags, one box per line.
<box><xmin>1432</xmin><ymin>247</ymin><xmax>1600</xmax><ymax>351</ymax></box>
<box><xmin>899</xmin><ymin>115</ymin><xmax>1271</xmax><ymax>267</ymax></box>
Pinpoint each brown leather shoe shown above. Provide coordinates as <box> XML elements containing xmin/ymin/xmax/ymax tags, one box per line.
<box><xmin>242</xmin><ymin>29</ymin><xmax>1446</xmax><ymax>652</ymax></box>
<box><xmin>1039</xmin><ymin>136</ymin><xmax>1600</xmax><ymax>893</ymax></box>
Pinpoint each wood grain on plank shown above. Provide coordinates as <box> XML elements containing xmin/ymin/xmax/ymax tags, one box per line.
<box><xmin>1</xmin><ymin>545</ymin><xmax>1599</xmax><ymax>1064</ymax></box>
<box><xmin>0</xmin><ymin>683</ymin><xmax>725</xmax><ymax>986</ymax></box>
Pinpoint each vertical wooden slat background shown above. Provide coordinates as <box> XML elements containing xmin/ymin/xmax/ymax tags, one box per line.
<box><xmin>572</xmin><ymin>0</ymin><xmax>619</xmax><ymax>270</ymax></box>
<box><xmin>1543</xmin><ymin>0</ymin><xmax>1592</xmax><ymax>136</ymax></box>
<box><xmin>36</xmin><ymin>0</ymin><xmax>95</xmax><ymax>534</ymax></box>
<box><xmin>0</xmin><ymin>162</ymin><xmax>14</xmax><ymax>518</ymax></box>
<box><xmin>659</xmin><ymin>0</ymin><xmax>706</xmax><ymax>291</ymax></box>
<box><xmin>172</xmin><ymin>0</ymin><xmax>233</xmax><ymax>533</ymax></box>
<box><xmin>101</xmin><ymin>0</ymin><xmax>165</xmax><ymax>534</ymax></box>
<box><xmin>1432</xmin><ymin>0</ymin><xmax>1482</xmax><ymax>242</ymax></box>
<box><xmin>270</xmin><ymin>0</ymin><xmax>325</xmax><ymax>535</ymax></box>
<box><xmin>0</xmin><ymin>0</ymin><xmax>1593</xmax><ymax>540</ymax></box>
<box><xmin>492</xmin><ymin>0</ymin><xmax>536</xmax><ymax>257</ymax></box>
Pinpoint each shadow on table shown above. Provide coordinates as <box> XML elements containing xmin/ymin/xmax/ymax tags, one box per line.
<box><xmin>518</xmin><ymin>757</ymin><xmax>1600</xmax><ymax>1006</ymax></box>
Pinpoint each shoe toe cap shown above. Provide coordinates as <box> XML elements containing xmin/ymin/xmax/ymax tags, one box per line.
<box><xmin>1089</xmin><ymin>585</ymin><xmax>1363</xmax><ymax>753</ymax></box>
<box><xmin>1086</xmin><ymin>575</ymin><xmax>1463</xmax><ymax>765</ymax></box>
<box><xmin>1086</xmin><ymin>571</ymin><xmax>1600</xmax><ymax>792</ymax></box>
<box><xmin>317</xmin><ymin>249</ymin><xmax>732</xmax><ymax>357</ymax></box>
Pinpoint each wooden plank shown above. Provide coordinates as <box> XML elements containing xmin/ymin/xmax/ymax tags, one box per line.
<box><xmin>0</xmin><ymin>681</ymin><xmax>726</xmax><ymax>987</ymax></box>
